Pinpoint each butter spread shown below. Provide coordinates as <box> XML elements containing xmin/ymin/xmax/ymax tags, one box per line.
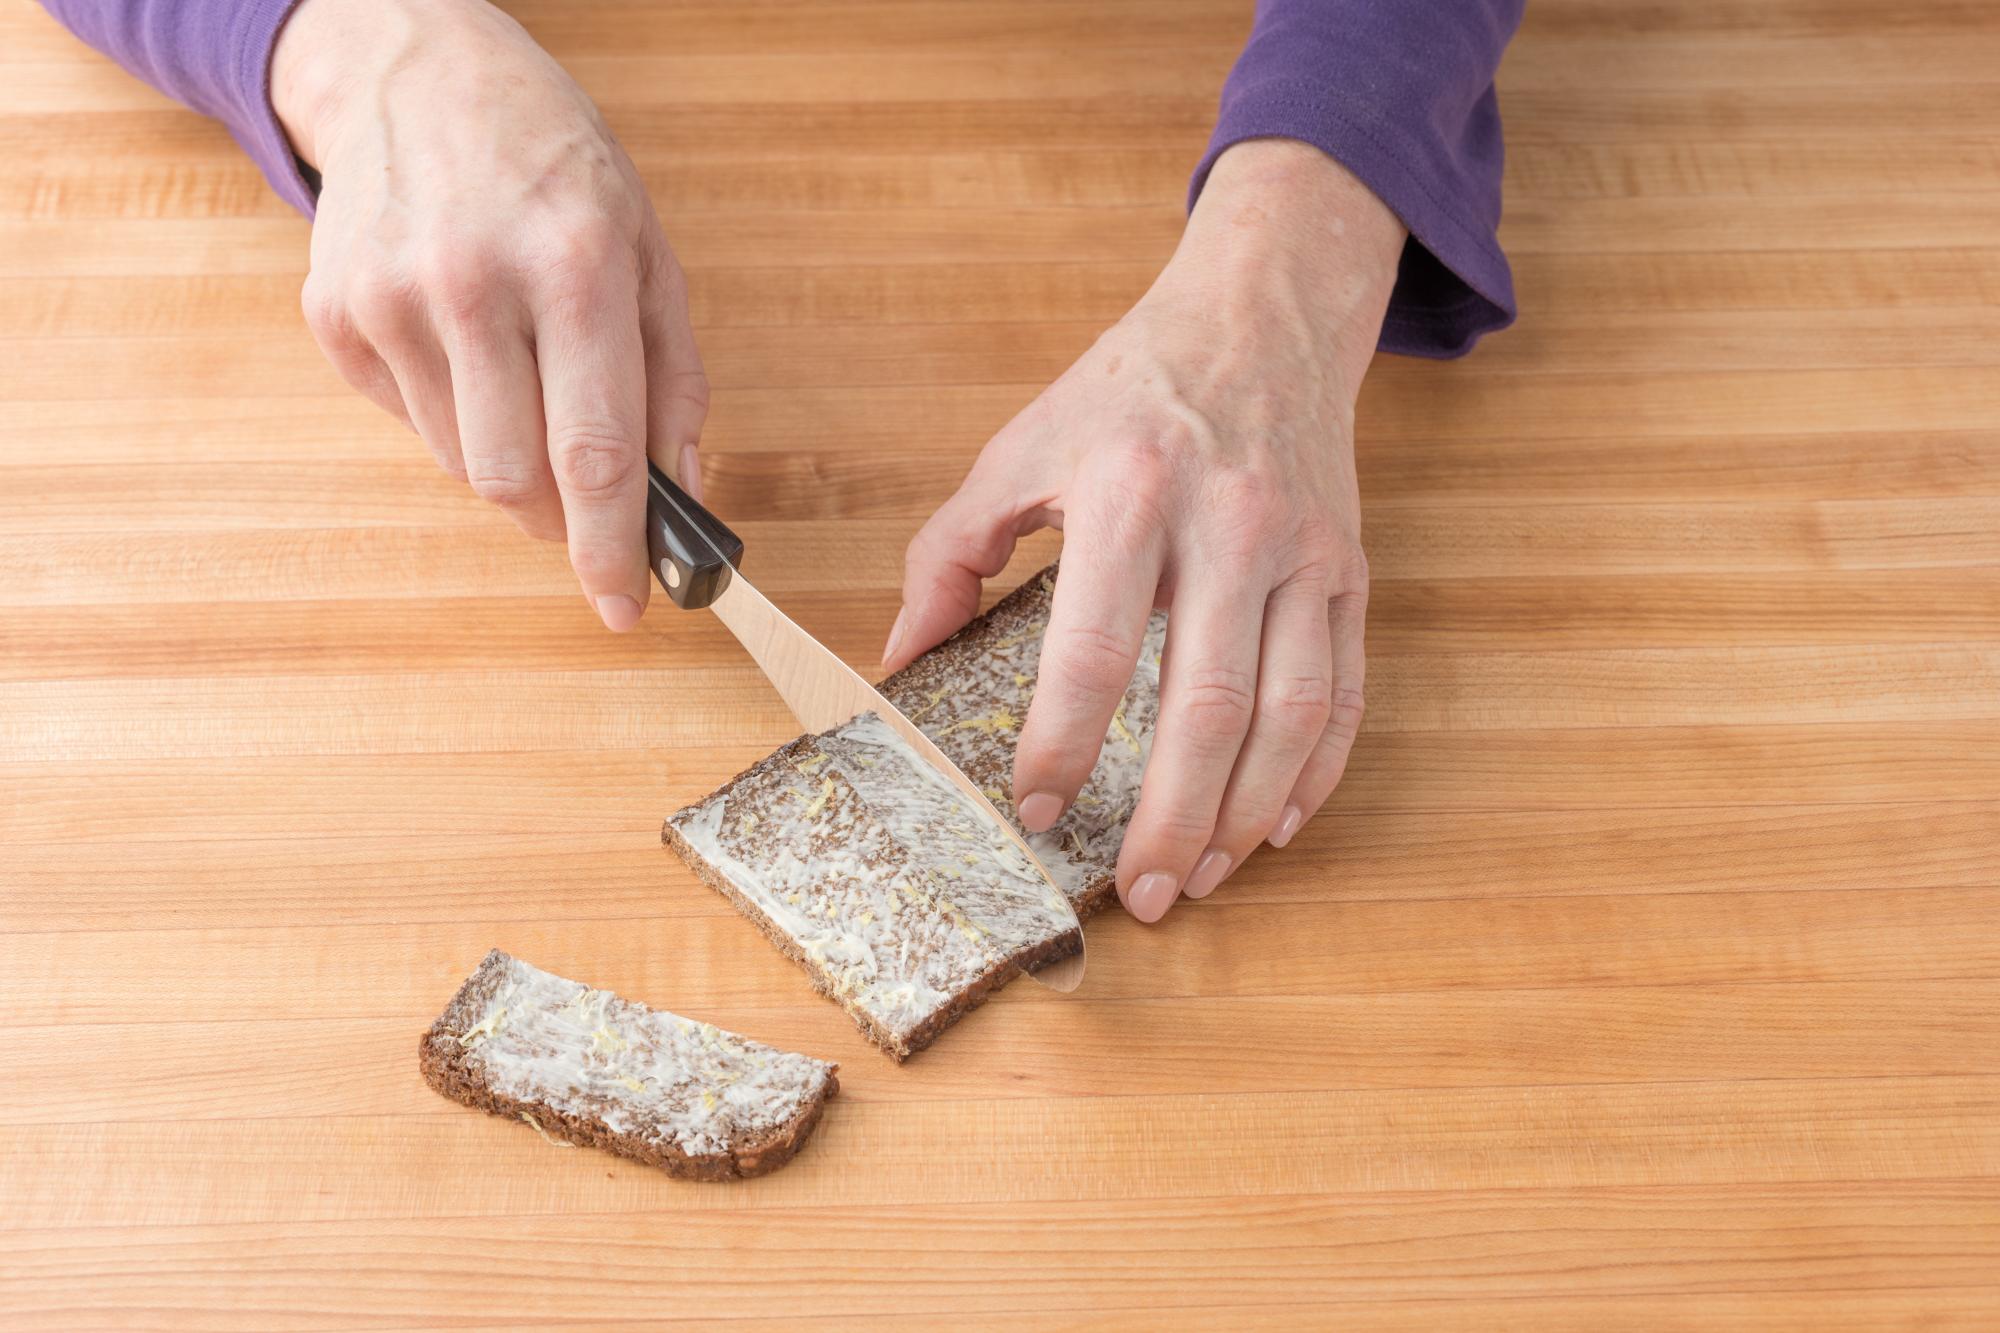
<box><xmin>454</xmin><ymin>953</ymin><xmax>835</xmax><ymax>1157</ymax></box>
<box><xmin>670</xmin><ymin>596</ymin><xmax>1167</xmax><ymax>1048</ymax></box>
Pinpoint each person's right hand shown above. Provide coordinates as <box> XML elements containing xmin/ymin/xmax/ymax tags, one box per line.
<box><xmin>272</xmin><ymin>0</ymin><xmax>707</xmax><ymax>630</ymax></box>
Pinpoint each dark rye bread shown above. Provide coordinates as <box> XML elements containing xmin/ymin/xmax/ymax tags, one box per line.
<box><xmin>664</xmin><ymin>562</ymin><xmax>1166</xmax><ymax>1060</ymax></box>
<box><xmin>419</xmin><ymin>950</ymin><xmax>838</xmax><ymax>1181</ymax></box>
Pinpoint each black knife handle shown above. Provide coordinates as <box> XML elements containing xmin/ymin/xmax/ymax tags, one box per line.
<box><xmin>646</xmin><ymin>460</ymin><xmax>743</xmax><ymax>610</ymax></box>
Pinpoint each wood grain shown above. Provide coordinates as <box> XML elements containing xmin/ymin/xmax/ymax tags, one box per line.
<box><xmin>2</xmin><ymin>0</ymin><xmax>1997</xmax><ymax>1327</ymax></box>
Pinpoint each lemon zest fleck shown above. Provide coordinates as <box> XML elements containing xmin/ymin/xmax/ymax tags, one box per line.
<box><xmin>908</xmin><ymin>687</ymin><xmax>950</xmax><ymax>722</ymax></box>
<box><xmin>942</xmin><ymin>708</ymin><xmax>1016</xmax><ymax>736</ymax></box>
<box><xmin>803</xmin><ymin>776</ymin><xmax>835</xmax><ymax>820</ymax></box>
<box><xmin>1110</xmin><ymin>703</ymin><xmax>1142</xmax><ymax>755</ymax></box>
<box><xmin>793</xmin><ymin>751</ymin><xmax>829</xmax><ymax>772</ymax></box>
<box><xmin>739</xmin><ymin>813</ymin><xmax>759</xmax><ymax>833</ymax></box>
<box><xmin>618</xmin><ymin>1075</ymin><xmax>647</xmax><ymax>1093</ymax></box>
<box><xmin>591</xmin><ymin>1025</ymin><xmax>628</xmax><ymax>1054</ymax></box>
<box><xmin>456</xmin><ymin>1006</ymin><xmax>506</xmax><ymax>1047</ymax></box>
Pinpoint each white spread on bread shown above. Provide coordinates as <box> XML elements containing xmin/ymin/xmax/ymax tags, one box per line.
<box><xmin>903</xmin><ymin>606</ymin><xmax>1166</xmax><ymax>895</ymax></box>
<box><xmin>670</xmin><ymin>599</ymin><xmax>1166</xmax><ymax>1048</ymax></box>
<box><xmin>454</xmin><ymin>953</ymin><xmax>834</xmax><ymax>1157</ymax></box>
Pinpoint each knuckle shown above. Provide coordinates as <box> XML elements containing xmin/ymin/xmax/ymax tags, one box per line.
<box><xmin>550</xmin><ymin>425</ymin><xmax>641</xmax><ymax>499</ymax></box>
<box><xmin>1285</xmin><ymin>519</ymin><xmax>1342</xmax><ymax>589</ymax></box>
<box><xmin>1208</xmin><ymin>803</ymin><xmax>1278</xmax><ymax>853</ymax></box>
<box><xmin>539</xmin><ymin>222</ymin><xmax>627</xmax><ymax>304</ymax></box>
<box><xmin>568</xmin><ymin>538</ymin><xmax>632</xmax><ymax>584</ymax></box>
<box><xmin>1202</xmin><ymin>471</ymin><xmax>1285</xmax><ymax>569</ymax></box>
<box><xmin>1138</xmin><ymin>802</ymin><xmax>1216</xmax><ymax>848</ymax></box>
<box><xmin>1209</xmin><ymin>468</ymin><xmax>1282</xmax><ymax>526</ymax></box>
<box><xmin>299</xmin><ymin>276</ymin><xmax>353</xmax><ymax>343</ymax></box>
<box><xmin>1261</xmin><ymin>672</ymin><xmax>1334</xmax><ymax>734</ymax></box>
<box><xmin>649</xmin><ymin>247</ymin><xmax>690</xmax><ymax>301</ymax></box>
<box><xmin>1107</xmin><ymin>434</ymin><xmax>1177</xmax><ymax>475</ymax></box>
<box><xmin>421</xmin><ymin>434</ymin><xmax>467</xmax><ymax>484</ymax></box>
<box><xmin>1177</xmin><ymin>665</ymin><xmax>1257</xmax><ymax>742</ymax></box>
<box><xmin>910</xmin><ymin>496</ymin><xmax>1011</xmax><ymax>576</ymax></box>
<box><xmin>1327</xmin><ymin>686</ymin><xmax>1367</xmax><ymax>737</ymax></box>
<box><xmin>343</xmin><ymin>269</ymin><xmax>413</xmax><ymax>327</ymax></box>
<box><xmin>663</xmin><ymin>368</ymin><xmax>711</xmax><ymax>425</ymax></box>
<box><xmin>905</xmin><ymin>507</ymin><xmax>963</xmax><ymax>569</ymax></box>
<box><xmin>1049</xmin><ymin>622</ymin><xmax>1138</xmax><ymax>698</ymax></box>
<box><xmin>416</xmin><ymin>245</ymin><xmax>498</xmax><ymax>327</ymax></box>
<box><xmin>1338</xmin><ymin>544</ymin><xmax>1370</xmax><ymax>593</ymax></box>
<box><xmin>1086</xmin><ymin>442</ymin><xmax>1177</xmax><ymax>545</ymax></box>
<box><xmin>466</xmin><ymin>458</ymin><xmax>548</xmax><ymax>510</ymax></box>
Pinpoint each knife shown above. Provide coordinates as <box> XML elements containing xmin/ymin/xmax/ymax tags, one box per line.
<box><xmin>645</xmin><ymin>460</ymin><xmax>1086</xmax><ymax>991</ymax></box>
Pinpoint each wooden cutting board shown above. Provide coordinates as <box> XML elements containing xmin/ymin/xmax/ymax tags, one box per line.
<box><xmin>3</xmin><ymin>0</ymin><xmax>1998</xmax><ymax>1326</ymax></box>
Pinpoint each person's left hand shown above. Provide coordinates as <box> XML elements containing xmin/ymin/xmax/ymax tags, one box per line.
<box><xmin>885</xmin><ymin>140</ymin><xmax>1408</xmax><ymax>923</ymax></box>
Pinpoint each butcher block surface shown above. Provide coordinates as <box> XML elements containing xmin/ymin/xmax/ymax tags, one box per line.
<box><xmin>3</xmin><ymin>0</ymin><xmax>1999</xmax><ymax>1326</ymax></box>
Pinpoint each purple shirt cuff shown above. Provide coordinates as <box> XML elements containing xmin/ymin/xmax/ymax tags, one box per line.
<box><xmin>1191</xmin><ymin>0</ymin><xmax>1523</xmax><ymax>359</ymax></box>
<box><xmin>42</xmin><ymin>0</ymin><xmax>318</xmax><ymax>217</ymax></box>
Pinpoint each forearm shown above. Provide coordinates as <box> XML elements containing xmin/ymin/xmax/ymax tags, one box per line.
<box><xmin>1194</xmin><ymin>0</ymin><xmax>1525</xmax><ymax>358</ymax></box>
<box><xmin>1165</xmin><ymin>139</ymin><xmax>1407</xmax><ymax>402</ymax></box>
<box><xmin>39</xmin><ymin>0</ymin><xmax>318</xmax><ymax>214</ymax></box>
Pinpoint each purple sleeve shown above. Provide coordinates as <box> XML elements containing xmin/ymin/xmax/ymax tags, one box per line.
<box><xmin>40</xmin><ymin>0</ymin><xmax>318</xmax><ymax>216</ymax></box>
<box><xmin>1192</xmin><ymin>0</ymin><xmax>1525</xmax><ymax>358</ymax></box>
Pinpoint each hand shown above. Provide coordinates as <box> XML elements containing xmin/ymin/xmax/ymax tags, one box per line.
<box><xmin>887</xmin><ymin>140</ymin><xmax>1406</xmax><ymax>923</ymax></box>
<box><xmin>272</xmin><ymin>0</ymin><xmax>707</xmax><ymax>630</ymax></box>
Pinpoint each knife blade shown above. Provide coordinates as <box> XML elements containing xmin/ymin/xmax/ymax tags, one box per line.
<box><xmin>644</xmin><ymin>461</ymin><xmax>1085</xmax><ymax>991</ymax></box>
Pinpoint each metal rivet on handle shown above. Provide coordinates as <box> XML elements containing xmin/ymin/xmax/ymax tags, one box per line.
<box><xmin>663</xmin><ymin>561</ymin><xmax>681</xmax><ymax>589</ymax></box>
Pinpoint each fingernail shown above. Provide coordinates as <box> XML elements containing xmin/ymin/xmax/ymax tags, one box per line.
<box><xmin>678</xmin><ymin>444</ymin><xmax>702</xmax><ymax>502</ymax></box>
<box><xmin>1017</xmin><ymin>791</ymin><xmax>1065</xmax><ymax>833</ymax></box>
<box><xmin>882</xmin><ymin>608</ymin><xmax>909</xmax><ymax>668</ymax></box>
<box><xmin>597</xmin><ymin>594</ymin><xmax>643</xmax><ymax>632</ymax></box>
<box><xmin>1183</xmin><ymin>849</ymin><xmax>1231</xmax><ymax>899</ymax></box>
<box><xmin>1127</xmin><ymin>872</ymin><xmax>1179</xmax><ymax>924</ymax></box>
<box><xmin>1268</xmin><ymin>804</ymin><xmax>1304</xmax><ymax>849</ymax></box>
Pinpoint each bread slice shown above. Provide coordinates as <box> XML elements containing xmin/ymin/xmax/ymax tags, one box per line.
<box><xmin>664</xmin><ymin>563</ymin><xmax>1165</xmax><ymax>1060</ymax></box>
<box><xmin>419</xmin><ymin>949</ymin><xmax>838</xmax><ymax>1180</ymax></box>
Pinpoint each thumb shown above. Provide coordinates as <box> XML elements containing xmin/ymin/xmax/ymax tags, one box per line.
<box><xmin>885</xmin><ymin>459</ymin><xmax>1035</xmax><ymax>672</ymax></box>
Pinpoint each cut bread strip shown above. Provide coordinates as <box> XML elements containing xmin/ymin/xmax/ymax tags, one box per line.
<box><xmin>419</xmin><ymin>950</ymin><xmax>838</xmax><ymax>1180</ymax></box>
<box><xmin>665</xmin><ymin>563</ymin><xmax>1165</xmax><ymax>1060</ymax></box>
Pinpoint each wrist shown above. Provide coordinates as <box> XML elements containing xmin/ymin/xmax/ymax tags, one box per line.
<box><xmin>272</xmin><ymin>0</ymin><xmax>382</xmax><ymax>168</ymax></box>
<box><xmin>1165</xmin><ymin>139</ymin><xmax>1407</xmax><ymax>395</ymax></box>
<box><xmin>272</xmin><ymin>0</ymin><xmax>449</xmax><ymax>168</ymax></box>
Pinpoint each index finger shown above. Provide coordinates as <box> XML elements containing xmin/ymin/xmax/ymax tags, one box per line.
<box><xmin>536</xmin><ymin>272</ymin><xmax>651</xmax><ymax>631</ymax></box>
<box><xmin>1011</xmin><ymin>492</ymin><xmax>1166</xmax><ymax>833</ymax></box>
